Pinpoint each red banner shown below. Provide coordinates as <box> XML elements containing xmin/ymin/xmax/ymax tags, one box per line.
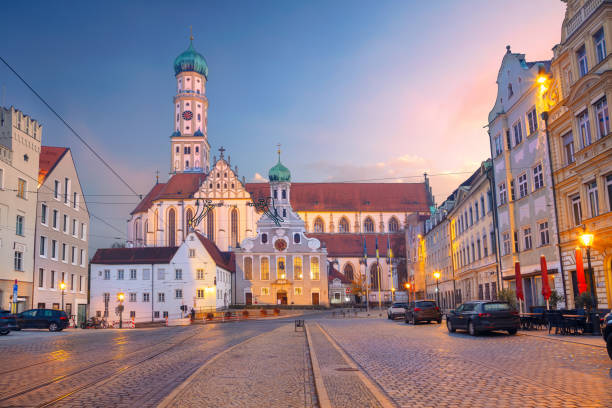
<box><xmin>515</xmin><ymin>262</ymin><xmax>524</xmax><ymax>301</ymax></box>
<box><xmin>540</xmin><ymin>255</ymin><xmax>551</xmax><ymax>300</ymax></box>
<box><xmin>575</xmin><ymin>247</ymin><xmax>587</xmax><ymax>294</ymax></box>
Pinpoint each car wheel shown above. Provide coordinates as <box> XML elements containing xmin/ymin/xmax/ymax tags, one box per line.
<box><xmin>508</xmin><ymin>328</ymin><xmax>517</xmax><ymax>335</ymax></box>
<box><xmin>49</xmin><ymin>322</ymin><xmax>59</xmax><ymax>332</ymax></box>
<box><xmin>468</xmin><ymin>321</ymin><xmax>477</xmax><ymax>336</ymax></box>
<box><xmin>447</xmin><ymin>319</ymin><xmax>455</xmax><ymax>333</ymax></box>
<box><xmin>606</xmin><ymin>333</ymin><xmax>612</xmax><ymax>360</ymax></box>
<box><xmin>0</xmin><ymin>329</ymin><xmax>9</xmax><ymax>335</ymax></box>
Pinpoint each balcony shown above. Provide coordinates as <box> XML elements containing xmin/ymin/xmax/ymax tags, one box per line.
<box><xmin>564</xmin><ymin>0</ymin><xmax>605</xmax><ymax>40</ymax></box>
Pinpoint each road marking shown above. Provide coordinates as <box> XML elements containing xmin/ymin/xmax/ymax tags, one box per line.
<box><xmin>316</xmin><ymin>323</ymin><xmax>396</xmax><ymax>408</ymax></box>
<box><xmin>305</xmin><ymin>323</ymin><xmax>332</xmax><ymax>408</ymax></box>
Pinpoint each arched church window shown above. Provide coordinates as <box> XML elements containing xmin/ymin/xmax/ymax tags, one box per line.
<box><xmin>364</xmin><ymin>217</ymin><xmax>375</xmax><ymax>233</ymax></box>
<box><xmin>207</xmin><ymin>209</ymin><xmax>215</xmax><ymax>241</ymax></box>
<box><xmin>185</xmin><ymin>208</ymin><xmax>193</xmax><ymax>233</ymax></box>
<box><xmin>144</xmin><ymin>220</ymin><xmax>148</xmax><ymax>246</ymax></box>
<box><xmin>388</xmin><ymin>217</ymin><xmax>399</xmax><ymax>232</ymax></box>
<box><xmin>168</xmin><ymin>208</ymin><xmax>176</xmax><ymax>246</ymax></box>
<box><xmin>230</xmin><ymin>208</ymin><xmax>239</xmax><ymax>248</ymax></box>
<box><xmin>338</xmin><ymin>217</ymin><xmax>350</xmax><ymax>233</ymax></box>
<box><xmin>314</xmin><ymin>217</ymin><xmax>324</xmax><ymax>233</ymax></box>
<box><xmin>311</xmin><ymin>258</ymin><xmax>320</xmax><ymax>280</ymax></box>
<box><xmin>370</xmin><ymin>263</ymin><xmax>380</xmax><ymax>290</ymax></box>
<box><xmin>134</xmin><ymin>219</ymin><xmax>140</xmax><ymax>243</ymax></box>
<box><xmin>344</xmin><ymin>263</ymin><xmax>354</xmax><ymax>282</ymax></box>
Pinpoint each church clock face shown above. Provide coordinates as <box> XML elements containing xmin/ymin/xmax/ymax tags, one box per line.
<box><xmin>182</xmin><ymin>110</ymin><xmax>193</xmax><ymax>120</ymax></box>
<box><xmin>274</xmin><ymin>239</ymin><xmax>287</xmax><ymax>251</ymax></box>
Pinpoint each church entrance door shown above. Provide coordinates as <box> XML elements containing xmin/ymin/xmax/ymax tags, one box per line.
<box><xmin>246</xmin><ymin>293</ymin><xmax>252</xmax><ymax>305</ymax></box>
<box><xmin>277</xmin><ymin>290</ymin><xmax>288</xmax><ymax>305</ymax></box>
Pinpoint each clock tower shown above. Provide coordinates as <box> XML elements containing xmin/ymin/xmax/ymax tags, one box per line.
<box><xmin>170</xmin><ymin>34</ymin><xmax>210</xmax><ymax>174</ymax></box>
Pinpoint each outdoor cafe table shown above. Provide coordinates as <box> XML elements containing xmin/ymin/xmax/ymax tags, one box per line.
<box><xmin>520</xmin><ymin>313</ymin><xmax>543</xmax><ymax>330</ymax></box>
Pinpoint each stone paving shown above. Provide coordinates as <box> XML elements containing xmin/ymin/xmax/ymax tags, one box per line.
<box><xmin>319</xmin><ymin>318</ymin><xmax>612</xmax><ymax>408</ymax></box>
<box><xmin>307</xmin><ymin>323</ymin><xmax>384</xmax><ymax>408</ymax></box>
<box><xmin>165</xmin><ymin>323</ymin><xmax>317</xmax><ymax>408</ymax></box>
<box><xmin>0</xmin><ymin>321</ymin><xmax>289</xmax><ymax>407</ymax></box>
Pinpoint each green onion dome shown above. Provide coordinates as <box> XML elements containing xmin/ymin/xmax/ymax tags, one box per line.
<box><xmin>174</xmin><ymin>40</ymin><xmax>208</xmax><ymax>79</ymax></box>
<box><xmin>268</xmin><ymin>158</ymin><xmax>291</xmax><ymax>182</ymax></box>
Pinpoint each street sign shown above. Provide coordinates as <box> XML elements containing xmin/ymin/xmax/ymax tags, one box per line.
<box><xmin>12</xmin><ymin>279</ymin><xmax>18</xmax><ymax>313</ymax></box>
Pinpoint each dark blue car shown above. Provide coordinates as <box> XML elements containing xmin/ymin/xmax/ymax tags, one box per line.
<box><xmin>446</xmin><ymin>301</ymin><xmax>520</xmax><ymax>336</ymax></box>
<box><xmin>15</xmin><ymin>309</ymin><xmax>69</xmax><ymax>332</ymax></box>
<box><xmin>0</xmin><ymin>310</ymin><xmax>19</xmax><ymax>334</ymax></box>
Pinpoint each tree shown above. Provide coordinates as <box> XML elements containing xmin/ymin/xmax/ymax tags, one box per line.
<box><xmin>350</xmin><ymin>272</ymin><xmax>370</xmax><ymax>296</ymax></box>
<box><xmin>497</xmin><ymin>288</ymin><xmax>517</xmax><ymax>310</ymax></box>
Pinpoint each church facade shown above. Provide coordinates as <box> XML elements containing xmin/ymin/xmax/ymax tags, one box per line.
<box><xmin>125</xmin><ymin>38</ymin><xmax>433</xmax><ymax>303</ymax></box>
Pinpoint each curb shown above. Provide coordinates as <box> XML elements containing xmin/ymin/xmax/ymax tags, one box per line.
<box><xmin>316</xmin><ymin>323</ymin><xmax>396</xmax><ymax>408</ymax></box>
<box><xmin>305</xmin><ymin>323</ymin><xmax>332</xmax><ymax>408</ymax></box>
<box><xmin>156</xmin><ymin>328</ymin><xmax>274</xmax><ymax>408</ymax></box>
<box><xmin>518</xmin><ymin>331</ymin><xmax>606</xmax><ymax>348</ymax></box>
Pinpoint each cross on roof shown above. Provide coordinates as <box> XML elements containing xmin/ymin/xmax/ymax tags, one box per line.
<box><xmin>155</xmin><ymin>169</ymin><xmax>160</xmax><ymax>184</ymax></box>
<box><xmin>219</xmin><ymin>146</ymin><xmax>225</xmax><ymax>158</ymax></box>
<box><xmin>277</xmin><ymin>143</ymin><xmax>281</xmax><ymax>161</ymax></box>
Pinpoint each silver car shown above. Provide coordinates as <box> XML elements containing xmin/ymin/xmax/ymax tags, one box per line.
<box><xmin>387</xmin><ymin>303</ymin><xmax>408</xmax><ymax>320</ymax></box>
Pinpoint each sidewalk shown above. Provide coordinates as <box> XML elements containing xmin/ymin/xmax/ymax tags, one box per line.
<box><xmin>159</xmin><ymin>324</ymin><xmax>317</xmax><ymax>408</ymax></box>
<box><xmin>519</xmin><ymin>329</ymin><xmax>606</xmax><ymax>348</ymax></box>
<box><xmin>306</xmin><ymin>323</ymin><xmax>393</xmax><ymax>408</ymax></box>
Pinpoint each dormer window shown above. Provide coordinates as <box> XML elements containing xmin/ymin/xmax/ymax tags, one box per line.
<box><xmin>507</xmin><ymin>83</ymin><xmax>514</xmax><ymax>99</ymax></box>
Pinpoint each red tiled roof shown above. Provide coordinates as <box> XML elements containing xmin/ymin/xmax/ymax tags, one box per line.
<box><xmin>91</xmin><ymin>246</ymin><xmax>179</xmax><ymax>265</ymax></box>
<box><xmin>194</xmin><ymin>232</ymin><xmax>235</xmax><ymax>272</ymax></box>
<box><xmin>329</xmin><ymin>267</ymin><xmax>351</xmax><ymax>284</ymax></box>
<box><xmin>38</xmin><ymin>146</ymin><xmax>69</xmax><ymax>185</ymax></box>
<box><xmin>307</xmin><ymin>233</ymin><xmax>405</xmax><ymax>258</ymax></box>
<box><xmin>130</xmin><ymin>173</ymin><xmax>207</xmax><ymax>215</ymax></box>
<box><xmin>131</xmin><ymin>183</ymin><xmax>167</xmax><ymax>214</ymax></box>
<box><xmin>246</xmin><ymin>182</ymin><xmax>429</xmax><ymax>212</ymax></box>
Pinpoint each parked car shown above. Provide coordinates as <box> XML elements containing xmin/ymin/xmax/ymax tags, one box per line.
<box><xmin>387</xmin><ymin>303</ymin><xmax>408</xmax><ymax>320</ymax></box>
<box><xmin>603</xmin><ymin>312</ymin><xmax>612</xmax><ymax>360</ymax></box>
<box><xmin>446</xmin><ymin>301</ymin><xmax>519</xmax><ymax>336</ymax></box>
<box><xmin>0</xmin><ymin>310</ymin><xmax>19</xmax><ymax>332</ymax></box>
<box><xmin>15</xmin><ymin>309</ymin><xmax>69</xmax><ymax>332</ymax></box>
<box><xmin>404</xmin><ymin>300</ymin><xmax>442</xmax><ymax>324</ymax></box>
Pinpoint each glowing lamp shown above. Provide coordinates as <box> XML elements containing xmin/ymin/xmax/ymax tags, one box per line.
<box><xmin>404</xmin><ymin>283</ymin><xmax>411</xmax><ymax>289</ymax></box>
<box><xmin>117</xmin><ymin>292</ymin><xmax>125</xmax><ymax>302</ymax></box>
<box><xmin>579</xmin><ymin>232</ymin><xmax>594</xmax><ymax>248</ymax></box>
<box><xmin>433</xmin><ymin>271</ymin><xmax>441</xmax><ymax>280</ymax></box>
<box><xmin>59</xmin><ymin>282</ymin><xmax>66</xmax><ymax>291</ymax></box>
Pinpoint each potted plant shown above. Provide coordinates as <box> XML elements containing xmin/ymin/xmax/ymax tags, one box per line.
<box><xmin>242</xmin><ymin>310</ymin><xmax>249</xmax><ymax>319</ymax></box>
<box><xmin>548</xmin><ymin>290</ymin><xmax>563</xmax><ymax>310</ymax></box>
<box><xmin>259</xmin><ymin>309</ymin><xmax>267</xmax><ymax>317</ymax></box>
<box><xmin>497</xmin><ymin>288</ymin><xmax>518</xmax><ymax>310</ymax></box>
<box><xmin>273</xmin><ymin>307</ymin><xmax>280</xmax><ymax>316</ymax></box>
<box><xmin>575</xmin><ymin>292</ymin><xmax>599</xmax><ymax>334</ymax></box>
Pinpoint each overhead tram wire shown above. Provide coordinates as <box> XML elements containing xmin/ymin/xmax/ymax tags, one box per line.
<box><xmin>1</xmin><ymin>158</ymin><xmax>127</xmax><ymax>238</ymax></box>
<box><xmin>0</xmin><ymin>55</ymin><xmax>141</xmax><ymax>199</ymax></box>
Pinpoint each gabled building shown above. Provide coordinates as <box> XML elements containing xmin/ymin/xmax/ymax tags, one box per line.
<box><xmin>90</xmin><ymin>231</ymin><xmax>234</xmax><ymax>323</ymax></box>
<box><xmin>488</xmin><ymin>46</ymin><xmax>565</xmax><ymax>310</ymax></box>
<box><xmin>33</xmin><ymin>146</ymin><xmax>89</xmax><ymax>324</ymax></box>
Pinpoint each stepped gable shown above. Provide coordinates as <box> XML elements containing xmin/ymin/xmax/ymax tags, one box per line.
<box><xmin>246</xmin><ymin>182</ymin><xmax>429</xmax><ymax>212</ymax></box>
<box><xmin>91</xmin><ymin>246</ymin><xmax>179</xmax><ymax>265</ymax></box>
<box><xmin>194</xmin><ymin>232</ymin><xmax>235</xmax><ymax>272</ymax></box>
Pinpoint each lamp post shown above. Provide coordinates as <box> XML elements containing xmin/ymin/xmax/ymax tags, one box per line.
<box><xmin>59</xmin><ymin>281</ymin><xmax>66</xmax><ymax>311</ymax></box>
<box><xmin>433</xmin><ymin>271</ymin><xmax>441</xmax><ymax>306</ymax></box>
<box><xmin>404</xmin><ymin>282</ymin><xmax>411</xmax><ymax>304</ymax></box>
<box><xmin>117</xmin><ymin>292</ymin><xmax>125</xmax><ymax>329</ymax></box>
<box><xmin>579</xmin><ymin>230</ymin><xmax>597</xmax><ymax>308</ymax></box>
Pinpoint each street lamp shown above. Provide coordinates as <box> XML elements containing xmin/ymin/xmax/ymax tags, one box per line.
<box><xmin>117</xmin><ymin>292</ymin><xmax>125</xmax><ymax>329</ymax></box>
<box><xmin>404</xmin><ymin>282</ymin><xmax>411</xmax><ymax>304</ymax></box>
<box><xmin>433</xmin><ymin>271</ymin><xmax>441</xmax><ymax>306</ymax></box>
<box><xmin>59</xmin><ymin>281</ymin><xmax>66</xmax><ymax>311</ymax></box>
<box><xmin>579</xmin><ymin>230</ymin><xmax>597</xmax><ymax>308</ymax></box>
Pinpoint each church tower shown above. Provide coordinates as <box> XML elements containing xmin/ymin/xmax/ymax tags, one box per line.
<box><xmin>170</xmin><ymin>33</ymin><xmax>210</xmax><ymax>173</ymax></box>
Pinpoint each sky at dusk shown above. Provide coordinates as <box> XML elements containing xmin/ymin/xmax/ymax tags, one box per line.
<box><xmin>0</xmin><ymin>0</ymin><xmax>567</xmax><ymax>252</ymax></box>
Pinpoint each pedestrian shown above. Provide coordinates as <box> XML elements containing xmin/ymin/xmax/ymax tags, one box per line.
<box><xmin>190</xmin><ymin>308</ymin><xmax>195</xmax><ymax>322</ymax></box>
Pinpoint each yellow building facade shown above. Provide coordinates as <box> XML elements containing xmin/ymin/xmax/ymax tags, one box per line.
<box><xmin>548</xmin><ymin>0</ymin><xmax>612</xmax><ymax>308</ymax></box>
